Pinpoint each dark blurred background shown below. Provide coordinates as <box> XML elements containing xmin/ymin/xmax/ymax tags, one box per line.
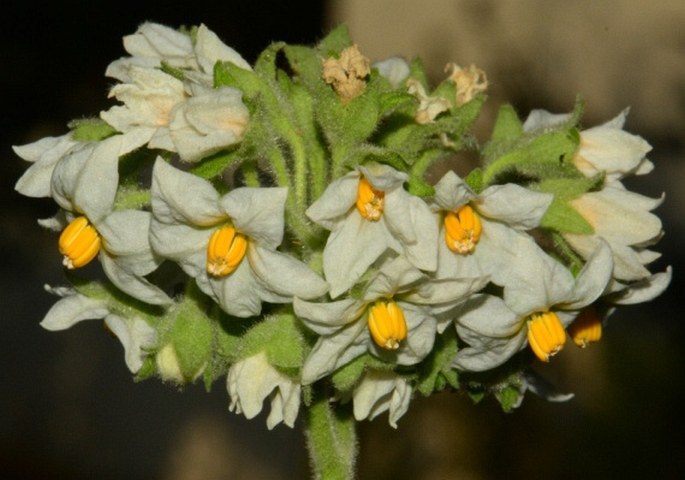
<box><xmin>2</xmin><ymin>1</ymin><xmax>682</xmax><ymax>478</ymax></box>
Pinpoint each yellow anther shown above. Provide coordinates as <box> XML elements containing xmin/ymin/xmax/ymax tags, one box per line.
<box><xmin>444</xmin><ymin>205</ymin><xmax>482</xmax><ymax>254</ymax></box>
<box><xmin>355</xmin><ymin>176</ymin><xmax>385</xmax><ymax>221</ymax></box>
<box><xmin>567</xmin><ymin>307</ymin><xmax>603</xmax><ymax>348</ymax></box>
<box><xmin>527</xmin><ymin>311</ymin><xmax>566</xmax><ymax>362</ymax></box>
<box><xmin>206</xmin><ymin>225</ymin><xmax>248</xmax><ymax>277</ymax></box>
<box><xmin>58</xmin><ymin>216</ymin><xmax>101</xmax><ymax>269</ymax></box>
<box><xmin>367</xmin><ymin>300</ymin><xmax>407</xmax><ymax>350</ymax></box>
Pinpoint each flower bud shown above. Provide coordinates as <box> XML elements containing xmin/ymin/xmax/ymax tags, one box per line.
<box><xmin>206</xmin><ymin>225</ymin><xmax>247</xmax><ymax>276</ymax></box>
<box><xmin>58</xmin><ymin>216</ymin><xmax>101</xmax><ymax>269</ymax></box>
<box><xmin>527</xmin><ymin>311</ymin><xmax>566</xmax><ymax>362</ymax></box>
<box><xmin>367</xmin><ymin>300</ymin><xmax>407</xmax><ymax>350</ymax></box>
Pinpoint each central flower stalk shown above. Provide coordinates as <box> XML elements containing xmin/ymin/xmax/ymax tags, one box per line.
<box><xmin>58</xmin><ymin>216</ymin><xmax>102</xmax><ymax>269</ymax></box>
<box><xmin>444</xmin><ymin>205</ymin><xmax>481</xmax><ymax>254</ymax></box>
<box><xmin>206</xmin><ymin>225</ymin><xmax>248</xmax><ymax>277</ymax></box>
<box><xmin>367</xmin><ymin>300</ymin><xmax>407</xmax><ymax>350</ymax></box>
<box><xmin>355</xmin><ymin>176</ymin><xmax>385</xmax><ymax>221</ymax></box>
<box><xmin>527</xmin><ymin>311</ymin><xmax>566</xmax><ymax>362</ymax></box>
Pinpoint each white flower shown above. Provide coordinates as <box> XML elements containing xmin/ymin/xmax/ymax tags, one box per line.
<box><xmin>352</xmin><ymin>370</ymin><xmax>412</xmax><ymax>428</ymax></box>
<box><xmin>49</xmin><ymin>135</ymin><xmax>170</xmax><ymax>305</ymax></box>
<box><xmin>373</xmin><ymin>56</ymin><xmax>410</xmax><ymax>88</ymax></box>
<box><xmin>167</xmin><ymin>84</ymin><xmax>250</xmax><ymax>162</ymax></box>
<box><xmin>100</xmin><ymin>65</ymin><xmax>187</xmax><ymax>154</ymax></box>
<box><xmin>432</xmin><ymin>170</ymin><xmax>553</xmax><ymax>286</ymax></box>
<box><xmin>106</xmin><ymin>23</ymin><xmax>251</xmax><ymax>85</ymax></box>
<box><xmin>564</xmin><ymin>184</ymin><xmax>664</xmax><ymax>281</ymax></box>
<box><xmin>41</xmin><ymin>286</ymin><xmax>157</xmax><ymax>373</ymax></box>
<box><xmin>306</xmin><ymin>164</ymin><xmax>438</xmax><ymax>298</ymax></box>
<box><xmin>453</xmin><ymin>239</ymin><xmax>613</xmax><ymax>372</ymax></box>
<box><xmin>14</xmin><ymin>134</ymin><xmax>78</xmax><ymax>198</ymax></box>
<box><xmin>227</xmin><ymin>352</ymin><xmax>301</xmax><ymax>429</ymax></box>
<box><xmin>149</xmin><ymin>158</ymin><xmax>328</xmax><ymax>317</ymax></box>
<box><xmin>295</xmin><ymin>256</ymin><xmax>486</xmax><ymax>384</ymax></box>
<box><xmin>523</xmin><ymin>108</ymin><xmax>653</xmax><ymax>182</ymax></box>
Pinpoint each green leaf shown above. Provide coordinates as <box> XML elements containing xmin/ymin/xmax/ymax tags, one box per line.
<box><xmin>540</xmin><ymin>197</ymin><xmax>594</xmax><ymax>234</ymax></box>
<box><xmin>68</xmin><ymin>118</ymin><xmax>117</xmax><ymax>142</ymax></box>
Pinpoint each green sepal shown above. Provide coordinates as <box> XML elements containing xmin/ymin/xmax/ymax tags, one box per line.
<box><xmin>236</xmin><ymin>312</ymin><xmax>307</xmax><ymax>376</ymax></box>
<box><xmin>68</xmin><ymin>118</ymin><xmax>117</xmax><ymax>142</ymax></box>
<box><xmin>464</xmin><ymin>167</ymin><xmax>484</xmax><ymax>193</ymax></box>
<box><xmin>407</xmin><ymin>57</ymin><xmax>430</xmax><ymax>88</ymax></box>
<box><xmin>415</xmin><ymin>329</ymin><xmax>460</xmax><ymax>396</ymax></box>
<box><xmin>482</xmin><ymin>127</ymin><xmax>581</xmax><ymax>187</ymax></box>
<box><xmin>189</xmin><ymin>148</ymin><xmax>242</xmax><ymax>180</ymax></box>
<box><xmin>134</xmin><ymin>355</ymin><xmax>158</xmax><ymax>382</ymax></box>
<box><xmin>282</xmin><ymin>44</ymin><xmax>324</xmax><ymax>87</ymax></box>
<box><xmin>493</xmin><ymin>374</ymin><xmax>524</xmax><ymax>412</ymax></box>
<box><xmin>487</xmin><ymin>104</ymin><xmax>523</xmax><ymax>149</ymax></box>
<box><xmin>535</xmin><ymin>174</ymin><xmax>604</xmax><ymax>199</ymax></box>
<box><xmin>159</xmin><ymin>61</ymin><xmax>185</xmax><ymax>81</ymax></box>
<box><xmin>331</xmin><ymin>352</ymin><xmax>393</xmax><ymax>393</ymax></box>
<box><xmin>540</xmin><ymin>197</ymin><xmax>594</xmax><ymax>234</ymax></box>
<box><xmin>214</xmin><ymin>60</ymin><xmax>265</xmax><ymax>100</ymax></box>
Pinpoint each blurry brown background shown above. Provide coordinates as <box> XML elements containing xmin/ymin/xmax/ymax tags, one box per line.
<box><xmin>2</xmin><ymin>1</ymin><xmax>682</xmax><ymax>478</ymax></box>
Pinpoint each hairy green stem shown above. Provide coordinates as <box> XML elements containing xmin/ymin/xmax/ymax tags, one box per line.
<box><xmin>305</xmin><ymin>391</ymin><xmax>358</xmax><ymax>480</ymax></box>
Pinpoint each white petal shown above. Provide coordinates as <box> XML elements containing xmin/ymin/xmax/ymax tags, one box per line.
<box><xmin>477</xmin><ymin>184</ymin><xmax>552</xmax><ymax>230</ymax></box>
<box><xmin>384</xmin><ymin>189</ymin><xmax>438</xmax><ymax>272</ymax></box>
<box><xmin>363</xmin><ymin>256</ymin><xmax>425</xmax><ymax>300</ymax></box>
<box><xmin>323</xmin><ymin>213</ymin><xmax>389</xmax><ymax>298</ymax></box>
<box><xmin>104</xmin><ymin>314</ymin><xmax>157</xmax><ymax>373</ymax></box>
<box><xmin>306</xmin><ymin>171</ymin><xmax>359</xmax><ymax>230</ymax></box>
<box><xmin>353</xmin><ymin>371</ymin><xmax>412</xmax><ymax>428</ymax></box>
<box><xmin>373</xmin><ymin>56</ymin><xmax>410</xmax><ymax>88</ymax></box>
<box><xmin>293</xmin><ymin>297</ymin><xmax>362</xmax><ymax>336</ymax></box>
<box><xmin>151</xmin><ymin>158</ymin><xmax>224</xmax><ymax>226</ymax></box>
<box><xmin>149</xmin><ymin>220</ymin><xmax>209</xmax><ymax>277</ymax></box>
<box><xmin>221</xmin><ymin>187</ymin><xmax>287</xmax><ymax>249</ymax></box>
<box><xmin>195</xmin><ymin>24</ymin><xmax>252</xmax><ymax>73</ymax></box>
<box><xmin>210</xmin><ymin>260</ymin><xmax>265</xmax><ymax>317</ymax></box>
<box><xmin>98</xmin><ymin>210</ymin><xmax>160</xmax><ymax>274</ymax></box>
<box><xmin>453</xmin><ymin>329</ymin><xmax>528</xmax><ymax>372</ymax></box>
<box><xmin>99</xmin><ymin>252</ymin><xmax>171</xmax><ymax>305</ymax></box>
<box><xmin>122</xmin><ymin>22</ymin><xmax>193</xmax><ymax>62</ymax></box>
<box><xmin>610</xmin><ymin>267</ymin><xmax>672</xmax><ymax>305</ymax></box>
<box><xmin>14</xmin><ymin>135</ymin><xmax>77</xmax><ymax>198</ymax></box>
<box><xmin>456</xmin><ymin>294</ymin><xmax>524</xmax><ymax>338</ymax></box>
<box><xmin>248</xmin><ymin>245</ymin><xmax>329</xmax><ymax>300</ymax></box>
<box><xmin>432</xmin><ymin>170</ymin><xmax>473</xmax><ymax>211</ymax></box>
<box><xmin>561</xmin><ymin>241</ymin><xmax>613</xmax><ymax>310</ymax></box>
<box><xmin>522</xmin><ymin>109</ymin><xmax>571</xmax><ymax>131</ymax></box>
<box><xmin>301</xmin><ymin>321</ymin><xmax>368</xmax><ymax>385</ymax></box>
<box><xmin>40</xmin><ymin>293</ymin><xmax>109</xmax><ymax>330</ymax></box>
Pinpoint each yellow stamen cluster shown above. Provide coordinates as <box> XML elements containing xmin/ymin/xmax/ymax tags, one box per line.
<box><xmin>367</xmin><ymin>300</ymin><xmax>407</xmax><ymax>350</ymax></box>
<box><xmin>58</xmin><ymin>216</ymin><xmax>102</xmax><ymax>269</ymax></box>
<box><xmin>444</xmin><ymin>205</ymin><xmax>482</xmax><ymax>254</ymax></box>
<box><xmin>567</xmin><ymin>307</ymin><xmax>602</xmax><ymax>348</ymax></box>
<box><xmin>206</xmin><ymin>225</ymin><xmax>248</xmax><ymax>277</ymax></box>
<box><xmin>322</xmin><ymin>45</ymin><xmax>371</xmax><ymax>103</ymax></box>
<box><xmin>355</xmin><ymin>176</ymin><xmax>385</xmax><ymax>221</ymax></box>
<box><xmin>527</xmin><ymin>311</ymin><xmax>566</xmax><ymax>362</ymax></box>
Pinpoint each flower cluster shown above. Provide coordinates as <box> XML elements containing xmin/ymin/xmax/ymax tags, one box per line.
<box><xmin>16</xmin><ymin>22</ymin><xmax>670</xmax><ymax>444</ymax></box>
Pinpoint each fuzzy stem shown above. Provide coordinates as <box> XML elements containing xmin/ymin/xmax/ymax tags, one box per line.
<box><xmin>305</xmin><ymin>390</ymin><xmax>358</xmax><ymax>480</ymax></box>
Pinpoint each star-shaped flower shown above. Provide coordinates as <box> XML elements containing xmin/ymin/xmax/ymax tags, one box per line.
<box><xmin>149</xmin><ymin>158</ymin><xmax>328</xmax><ymax>317</ymax></box>
<box><xmin>352</xmin><ymin>370</ymin><xmax>412</xmax><ymax>428</ymax></box>
<box><xmin>453</xmin><ymin>238</ymin><xmax>613</xmax><ymax>372</ymax></box>
<box><xmin>306</xmin><ymin>164</ymin><xmax>438</xmax><ymax>298</ymax></box>
<box><xmin>41</xmin><ymin>286</ymin><xmax>157</xmax><ymax>373</ymax></box>
<box><xmin>432</xmin><ymin>170</ymin><xmax>553</xmax><ymax>286</ymax></box>
<box><xmin>49</xmin><ymin>135</ymin><xmax>170</xmax><ymax>305</ymax></box>
<box><xmin>295</xmin><ymin>256</ymin><xmax>486</xmax><ymax>384</ymax></box>
<box><xmin>227</xmin><ymin>352</ymin><xmax>301</xmax><ymax>429</ymax></box>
